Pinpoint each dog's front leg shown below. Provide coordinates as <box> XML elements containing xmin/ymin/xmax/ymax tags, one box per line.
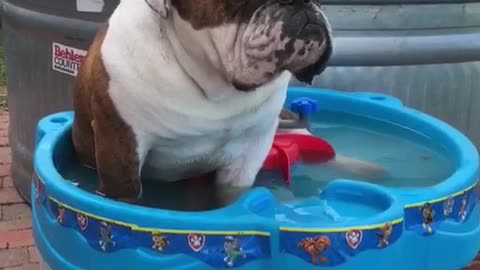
<box><xmin>215</xmin><ymin>122</ymin><xmax>278</xmax><ymax>207</ymax></box>
<box><xmin>91</xmin><ymin>97</ymin><xmax>150</xmax><ymax>203</ymax></box>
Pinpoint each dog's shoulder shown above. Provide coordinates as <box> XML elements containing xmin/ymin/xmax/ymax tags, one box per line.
<box><xmin>80</xmin><ymin>23</ymin><xmax>109</xmax><ymax>89</ymax></box>
<box><xmin>101</xmin><ymin>2</ymin><xmax>192</xmax><ymax>91</ymax></box>
<box><xmin>73</xmin><ymin>23</ymin><xmax>110</xmax><ymax>112</ymax></box>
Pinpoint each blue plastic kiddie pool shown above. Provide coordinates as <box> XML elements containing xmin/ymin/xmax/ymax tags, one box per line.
<box><xmin>32</xmin><ymin>87</ymin><xmax>480</xmax><ymax>270</ymax></box>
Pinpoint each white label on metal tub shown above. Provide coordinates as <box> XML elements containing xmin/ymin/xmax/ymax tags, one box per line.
<box><xmin>52</xmin><ymin>42</ymin><xmax>87</xmax><ymax>77</ymax></box>
<box><xmin>76</xmin><ymin>0</ymin><xmax>105</xmax><ymax>13</ymax></box>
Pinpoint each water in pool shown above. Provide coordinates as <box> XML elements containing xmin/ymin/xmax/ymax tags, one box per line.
<box><xmin>60</xmin><ymin>110</ymin><xmax>455</xmax><ymax>213</ymax></box>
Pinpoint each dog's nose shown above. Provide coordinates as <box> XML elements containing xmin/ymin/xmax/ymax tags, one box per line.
<box><xmin>278</xmin><ymin>0</ymin><xmax>328</xmax><ymax>41</ymax></box>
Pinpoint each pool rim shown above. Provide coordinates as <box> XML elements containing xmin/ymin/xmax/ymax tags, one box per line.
<box><xmin>285</xmin><ymin>87</ymin><xmax>479</xmax><ymax>204</ymax></box>
<box><xmin>33</xmin><ymin>87</ymin><xmax>479</xmax><ymax>233</ymax></box>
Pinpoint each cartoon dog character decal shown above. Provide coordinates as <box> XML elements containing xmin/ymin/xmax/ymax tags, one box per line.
<box><xmin>421</xmin><ymin>202</ymin><xmax>435</xmax><ymax>234</ymax></box>
<box><xmin>152</xmin><ymin>233</ymin><xmax>169</xmax><ymax>252</ymax></box>
<box><xmin>57</xmin><ymin>206</ymin><xmax>65</xmax><ymax>224</ymax></box>
<box><xmin>297</xmin><ymin>236</ymin><xmax>331</xmax><ymax>265</ymax></box>
<box><xmin>34</xmin><ymin>177</ymin><xmax>41</xmax><ymax>201</ymax></box>
<box><xmin>459</xmin><ymin>192</ymin><xmax>469</xmax><ymax>221</ymax></box>
<box><xmin>222</xmin><ymin>236</ymin><xmax>247</xmax><ymax>267</ymax></box>
<box><xmin>76</xmin><ymin>213</ymin><xmax>89</xmax><ymax>231</ymax></box>
<box><xmin>377</xmin><ymin>223</ymin><xmax>393</xmax><ymax>248</ymax></box>
<box><xmin>443</xmin><ymin>197</ymin><xmax>454</xmax><ymax>217</ymax></box>
<box><xmin>99</xmin><ymin>222</ymin><xmax>116</xmax><ymax>251</ymax></box>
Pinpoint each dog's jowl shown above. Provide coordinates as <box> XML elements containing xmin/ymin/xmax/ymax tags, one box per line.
<box><xmin>72</xmin><ymin>0</ymin><xmax>333</xmax><ymax>208</ymax></box>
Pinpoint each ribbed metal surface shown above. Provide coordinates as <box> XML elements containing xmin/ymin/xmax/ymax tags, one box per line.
<box><xmin>324</xmin><ymin>3</ymin><xmax>480</xmax><ymax>30</ymax></box>
<box><xmin>4</xmin><ymin>0</ymin><xmax>119</xmax><ymax>203</ymax></box>
<box><xmin>289</xmin><ymin>1</ymin><xmax>480</xmax><ymax>152</ymax></box>
<box><xmin>292</xmin><ymin>62</ymin><xmax>480</xmax><ymax>149</ymax></box>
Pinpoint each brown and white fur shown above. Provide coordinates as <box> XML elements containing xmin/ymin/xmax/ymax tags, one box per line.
<box><xmin>72</xmin><ymin>0</ymin><xmax>377</xmax><ymax>208</ymax></box>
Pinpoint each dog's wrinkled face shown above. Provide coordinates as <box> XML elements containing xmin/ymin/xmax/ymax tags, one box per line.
<box><xmin>166</xmin><ymin>0</ymin><xmax>332</xmax><ymax>91</ymax></box>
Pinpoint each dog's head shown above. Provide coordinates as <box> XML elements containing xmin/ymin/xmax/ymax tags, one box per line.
<box><xmin>150</xmin><ymin>0</ymin><xmax>332</xmax><ymax>91</ymax></box>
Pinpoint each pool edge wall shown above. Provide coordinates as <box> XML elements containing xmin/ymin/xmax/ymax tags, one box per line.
<box><xmin>31</xmin><ymin>89</ymin><xmax>480</xmax><ymax>270</ymax></box>
<box><xmin>29</xmin><ymin>112</ymin><xmax>409</xmax><ymax>270</ymax></box>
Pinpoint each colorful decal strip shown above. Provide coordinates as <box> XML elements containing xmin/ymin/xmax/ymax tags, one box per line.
<box><xmin>33</xmin><ymin>170</ymin><xmax>480</xmax><ymax>268</ymax></box>
<box><xmin>280</xmin><ymin>219</ymin><xmax>403</xmax><ymax>267</ymax></box>
<box><xmin>404</xmin><ymin>181</ymin><xmax>480</xmax><ymax>236</ymax></box>
<box><xmin>33</xmin><ymin>173</ymin><xmax>271</xmax><ymax>269</ymax></box>
<box><xmin>33</xmin><ymin>172</ymin><xmax>47</xmax><ymax>205</ymax></box>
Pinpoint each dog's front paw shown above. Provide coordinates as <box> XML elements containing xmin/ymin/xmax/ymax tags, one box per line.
<box><xmin>333</xmin><ymin>155</ymin><xmax>387</xmax><ymax>179</ymax></box>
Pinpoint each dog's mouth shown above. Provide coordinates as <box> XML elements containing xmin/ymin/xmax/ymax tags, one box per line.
<box><xmin>277</xmin><ymin>8</ymin><xmax>333</xmax><ymax>84</ymax></box>
<box><xmin>290</xmin><ymin>33</ymin><xmax>332</xmax><ymax>85</ymax></box>
<box><xmin>232</xmin><ymin>80</ymin><xmax>259</xmax><ymax>92</ymax></box>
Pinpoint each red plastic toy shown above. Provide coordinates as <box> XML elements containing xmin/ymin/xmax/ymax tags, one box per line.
<box><xmin>262</xmin><ymin>133</ymin><xmax>336</xmax><ymax>185</ymax></box>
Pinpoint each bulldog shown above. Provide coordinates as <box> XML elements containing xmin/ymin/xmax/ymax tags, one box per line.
<box><xmin>72</xmin><ymin>0</ymin><xmax>334</xmax><ymax>207</ymax></box>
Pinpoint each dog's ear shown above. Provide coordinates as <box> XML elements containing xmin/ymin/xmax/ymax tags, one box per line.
<box><xmin>145</xmin><ymin>0</ymin><xmax>171</xmax><ymax>19</ymax></box>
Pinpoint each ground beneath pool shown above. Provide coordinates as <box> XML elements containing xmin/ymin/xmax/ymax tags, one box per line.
<box><xmin>0</xmin><ymin>110</ymin><xmax>479</xmax><ymax>270</ymax></box>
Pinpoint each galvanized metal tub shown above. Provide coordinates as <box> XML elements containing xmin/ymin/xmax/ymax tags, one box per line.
<box><xmin>292</xmin><ymin>0</ymin><xmax>480</xmax><ymax>151</ymax></box>
<box><xmin>4</xmin><ymin>0</ymin><xmax>119</xmax><ymax>203</ymax></box>
<box><xmin>5</xmin><ymin>0</ymin><xmax>480</xmax><ymax>203</ymax></box>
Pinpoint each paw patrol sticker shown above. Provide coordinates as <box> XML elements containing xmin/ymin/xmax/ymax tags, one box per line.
<box><xmin>57</xmin><ymin>206</ymin><xmax>66</xmax><ymax>224</ymax></box>
<box><xmin>47</xmin><ymin>199</ymin><xmax>270</xmax><ymax>269</ymax></box>
<box><xmin>32</xmin><ymin>172</ymin><xmax>46</xmax><ymax>205</ymax></box>
<box><xmin>141</xmin><ymin>233</ymin><xmax>271</xmax><ymax>268</ymax></box>
<box><xmin>376</xmin><ymin>223</ymin><xmax>392</xmax><ymax>248</ymax></box>
<box><xmin>152</xmin><ymin>233</ymin><xmax>169</xmax><ymax>252</ymax></box>
<box><xmin>77</xmin><ymin>213</ymin><xmax>89</xmax><ymax>231</ymax></box>
<box><xmin>443</xmin><ymin>197</ymin><xmax>454</xmax><ymax>217</ymax></box>
<box><xmin>458</xmin><ymin>192</ymin><xmax>469</xmax><ymax>222</ymax></box>
<box><xmin>188</xmin><ymin>233</ymin><xmax>206</xmax><ymax>252</ymax></box>
<box><xmin>420</xmin><ymin>203</ymin><xmax>435</xmax><ymax>234</ymax></box>
<box><xmin>34</xmin><ymin>176</ymin><xmax>40</xmax><ymax>200</ymax></box>
<box><xmin>297</xmin><ymin>236</ymin><xmax>331</xmax><ymax>265</ymax></box>
<box><xmin>345</xmin><ymin>230</ymin><xmax>362</xmax><ymax>250</ymax></box>
<box><xmin>136</xmin><ymin>232</ymin><xmax>271</xmax><ymax>268</ymax></box>
<box><xmin>280</xmin><ymin>220</ymin><xmax>403</xmax><ymax>267</ymax></box>
<box><xmin>36</xmin><ymin>168</ymin><xmax>480</xmax><ymax>269</ymax></box>
<box><xmin>99</xmin><ymin>222</ymin><xmax>116</xmax><ymax>252</ymax></box>
<box><xmin>404</xmin><ymin>182</ymin><xmax>478</xmax><ymax>235</ymax></box>
<box><xmin>222</xmin><ymin>236</ymin><xmax>247</xmax><ymax>267</ymax></box>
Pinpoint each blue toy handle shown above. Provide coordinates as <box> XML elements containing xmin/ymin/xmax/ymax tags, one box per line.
<box><xmin>289</xmin><ymin>97</ymin><xmax>319</xmax><ymax>116</ymax></box>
